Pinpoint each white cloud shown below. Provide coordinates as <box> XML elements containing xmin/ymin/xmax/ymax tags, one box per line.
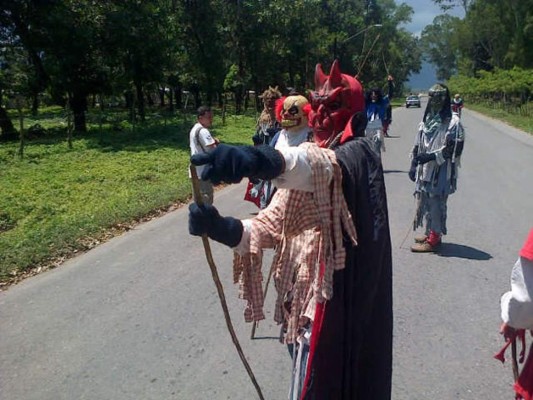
<box><xmin>396</xmin><ymin>0</ymin><xmax>464</xmax><ymax>37</ymax></box>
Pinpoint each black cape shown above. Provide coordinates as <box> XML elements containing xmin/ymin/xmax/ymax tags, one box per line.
<box><xmin>303</xmin><ymin>137</ymin><xmax>393</xmax><ymax>400</ymax></box>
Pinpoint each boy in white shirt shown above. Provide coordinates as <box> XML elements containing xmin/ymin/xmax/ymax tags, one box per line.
<box><xmin>189</xmin><ymin>106</ymin><xmax>218</xmax><ymax>205</ymax></box>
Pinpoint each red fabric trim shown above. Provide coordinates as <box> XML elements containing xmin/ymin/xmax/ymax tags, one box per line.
<box><xmin>339</xmin><ymin>116</ymin><xmax>355</xmax><ymax>145</ymax></box>
<box><xmin>520</xmin><ymin>229</ymin><xmax>533</xmax><ymax>261</ymax></box>
<box><xmin>275</xmin><ymin>97</ymin><xmax>286</xmax><ymax>123</ymax></box>
<box><xmin>300</xmin><ymin>261</ymin><xmax>326</xmax><ymax>400</ymax></box>
<box><xmin>243</xmin><ymin>180</ymin><xmax>260</xmax><ymax>208</ymax></box>
<box><xmin>514</xmin><ymin>339</ymin><xmax>533</xmax><ymax>400</ymax></box>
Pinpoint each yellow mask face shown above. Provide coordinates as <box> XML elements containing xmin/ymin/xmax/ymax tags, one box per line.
<box><xmin>280</xmin><ymin>95</ymin><xmax>309</xmax><ymax>130</ymax></box>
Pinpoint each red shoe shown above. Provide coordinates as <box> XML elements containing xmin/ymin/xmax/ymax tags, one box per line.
<box><xmin>411</xmin><ymin>231</ymin><xmax>441</xmax><ymax>253</ymax></box>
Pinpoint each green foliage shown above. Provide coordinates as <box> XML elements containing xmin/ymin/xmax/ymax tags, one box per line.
<box><xmin>0</xmin><ymin>108</ymin><xmax>255</xmax><ymax>283</ymax></box>
<box><xmin>420</xmin><ymin>15</ymin><xmax>463</xmax><ymax>80</ymax></box>
<box><xmin>1</xmin><ymin>0</ymin><xmax>424</xmax><ymax>125</ymax></box>
<box><xmin>448</xmin><ymin>67</ymin><xmax>533</xmax><ymax>132</ymax></box>
<box><xmin>427</xmin><ymin>0</ymin><xmax>533</xmax><ymax>78</ymax></box>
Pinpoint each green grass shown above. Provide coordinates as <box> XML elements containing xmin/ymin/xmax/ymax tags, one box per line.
<box><xmin>0</xmin><ymin>108</ymin><xmax>256</xmax><ymax>285</ymax></box>
<box><xmin>2</xmin><ymin>99</ymin><xmax>528</xmax><ymax>287</ymax></box>
<box><xmin>466</xmin><ymin>103</ymin><xmax>533</xmax><ymax>135</ymax></box>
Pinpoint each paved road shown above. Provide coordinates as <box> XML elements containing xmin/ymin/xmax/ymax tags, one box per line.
<box><xmin>1</xmin><ymin>100</ymin><xmax>533</xmax><ymax>400</ymax></box>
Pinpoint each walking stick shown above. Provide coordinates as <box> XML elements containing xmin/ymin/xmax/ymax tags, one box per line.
<box><xmin>189</xmin><ymin>166</ymin><xmax>265</xmax><ymax>400</ymax></box>
<box><xmin>511</xmin><ymin>339</ymin><xmax>520</xmax><ymax>381</ymax></box>
<box><xmin>250</xmin><ymin>263</ymin><xmax>274</xmax><ymax>339</ymax></box>
<box><xmin>399</xmin><ymin>197</ymin><xmax>418</xmax><ymax>249</ymax></box>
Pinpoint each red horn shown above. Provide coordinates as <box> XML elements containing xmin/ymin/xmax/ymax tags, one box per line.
<box><xmin>314</xmin><ymin>63</ymin><xmax>327</xmax><ymax>90</ymax></box>
<box><xmin>329</xmin><ymin>60</ymin><xmax>342</xmax><ymax>88</ymax></box>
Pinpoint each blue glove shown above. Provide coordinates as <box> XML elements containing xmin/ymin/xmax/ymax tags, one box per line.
<box><xmin>188</xmin><ymin>203</ymin><xmax>243</xmax><ymax>247</ymax></box>
<box><xmin>408</xmin><ymin>161</ymin><xmax>417</xmax><ymax>182</ymax></box>
<box><xmin>414</xmin><ymin>152</ymin><xmax>436</xmax><ymax>165</ymax></box>
<box><xmin>191</xmin><ymin>144</ymin><xmax>284</xmax><ymax>185</ymax></box>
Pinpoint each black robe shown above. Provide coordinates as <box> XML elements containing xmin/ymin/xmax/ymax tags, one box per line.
<box><xmin>303</xmin><ymin>137</ymin><xmax>393</xmax><ymax>400</ymax></box>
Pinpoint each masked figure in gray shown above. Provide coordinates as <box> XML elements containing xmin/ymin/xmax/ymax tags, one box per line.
<box><xmin>408</xmin><ymin>83</ymin><xmax>465</xmax><ymax>252</ymax></box>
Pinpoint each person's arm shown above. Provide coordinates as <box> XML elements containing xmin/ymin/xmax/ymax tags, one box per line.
<box><xmin>439</xmin><ymin>116</ymin><xmax>465</xmax><ymax>163</ymax></box>
<box><xmin>414</xmin><ymin>118</ymin><xmax>465</xmax><ymax>166</ymax></box>
<box><xmin>500</xmin><ymin>257</ymin><xmax>533</xmax><ymax>330</ymax></box>
<box><xmin>408</xmin><ymin>145</ymin><xmax>419</xmax><ymax>182</ymax></box>
<box><xmin>234</xmin><ymin>191</ymin><xmax>287</xmax><ymax>254</ymax></box>
<box><xmin>189</xmin><ymin>184</ymin><xmax>305</xmax><ymax>256</ymax></box>
<box><xmin>198</xmin><ymin>128</ymin><xmax>218</xmax><ymax>150</ymax></box>
<box><xmin>273</xmin><ymin>146</ymin><xmax>333</xmax><ymax>192</ymax></box>
<box><xmin>190</xmin><ymin>143</ymin><xmax>332</xmax><ymax>192</ymax></box>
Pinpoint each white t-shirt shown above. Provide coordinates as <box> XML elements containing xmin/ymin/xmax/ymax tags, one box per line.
<box><xmin>189</xmin><ymin>122</ymin><xmax>216</xmax><ymax>177</ymax></box>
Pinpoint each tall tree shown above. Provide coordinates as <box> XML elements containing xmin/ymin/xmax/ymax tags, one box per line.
<box><xmin>420</xmin><ymin>15</ymin><xmax>463</xmax><ymax>80</ymax></box>
<box><xmin>102</xmin><ymin>1</ymin><xmax>178</xmax><ymax>121</ymax></box>
<box><xmin>432</xmin><ymin>0</ymin><xmax>472</xmax><ymax>13</ymax></box>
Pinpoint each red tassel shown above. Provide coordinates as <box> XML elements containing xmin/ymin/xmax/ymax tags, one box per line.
<box><xmin>494</xmin><ymin>339</ymin><xmax>513</xmax><ymax>363</ymax></box>
<box><xmin>274</xmin><ymin>97</ymin><xmax>286</xmax><ymax>123</ymax></box>
<box><xmin>515</xmin><ymin>341</ymin><xmax>533</xmax><ymax>400</ymax></box>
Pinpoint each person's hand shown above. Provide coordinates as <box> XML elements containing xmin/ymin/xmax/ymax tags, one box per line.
<box><xmin>191</xmin><ymin>144</ymin><xmax>284</xmax><ymax>185</ymax></box>
<box><xmin>249</xmin><ymin>187</ymin><xmax>259</xmax><ymax>198</ymax></box>
<box><xmin>408</xmin><ymin>161</ymin><xmax>417</xmax><ymax>182</ymax></box>
<box><xmin>266</xmin><ymin>127</ymin><xmax>280</xmax><ymax>136</ymax></box>
<box><xmin>252</xmin><ymin>133</ymin><xmax>262</xmax><ymax>146</ymax></box>
<box><xmin>188</xmin><ymin>202</ymin><xmax>217</xmax><ymax>237</ymax></box>
<box><xmin>191</xmin><ymin>144</ymin><xmax>259</xmax><ymax>184</ymax></box>
<box><xmin>414</xmin><ymin>152</ymin><xmax>436</xmax><ymax>165</ymax></box>
<box><xmin>188</xmin><ymin>203</ymin><xmax>243</xmax><ymax>247</ymax></box>
<box><xmin>499</xmin><ymin>322</ymin><xmax>517</xmax><ymax>342</ymax></box>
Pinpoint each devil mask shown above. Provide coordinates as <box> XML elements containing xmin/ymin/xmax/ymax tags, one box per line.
<box><xmin>308</xmin><ymin>60</ymin><xmax>365</xmax><ymax>148</ymax></box>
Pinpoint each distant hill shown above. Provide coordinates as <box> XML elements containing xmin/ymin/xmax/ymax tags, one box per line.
<box><xmin>407</xmin><ymin>61</ymin><xmax>437</xmax><ymax>91</ymax></box>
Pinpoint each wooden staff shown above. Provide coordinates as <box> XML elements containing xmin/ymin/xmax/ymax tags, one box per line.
<box><xmin>511</xmin><ymin>339</ymin><xmax>520</xmax><ymax>381</ymax></box>
<box><xmin>250</xmin><ymin>264</ymin><xmax>274</xmax><ymax>339</ymax></box>
<box><xmin>189</xmin><ymin>165</ymin><xmax>265</xmax><ymax>400</ymax></box>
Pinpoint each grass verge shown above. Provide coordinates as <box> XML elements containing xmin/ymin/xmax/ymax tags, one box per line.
<box><xmin>0</xmin><ymin>108</ymin><xmax>256</xmax><ymax>288</ymax></box>
<box><xmin>466</xmin><ymin>103</ymin><xmax>533</xmax><ymax>135</ymax></box>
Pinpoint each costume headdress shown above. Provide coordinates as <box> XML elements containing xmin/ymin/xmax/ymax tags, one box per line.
<box><xmin>275</xmin><ymin>94</ymin><xmax>311</xmax><ymax>130</ymax></box>
<box><xmin>308</xmin><ymin>60</ymin><xmax>365</xmax><ymax>147</ymax></box>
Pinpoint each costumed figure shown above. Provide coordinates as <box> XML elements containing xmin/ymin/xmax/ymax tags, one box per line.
<box><xmin>188</xmin><ymin>60</ymin><xmax>393</xmax><ymax>400</ymax></box>
<box><xmin>245</xmin><ymin>86</ymin><xmax>282</xmax><ymax>209</ymax></box>
<box><xmin>495</xmin><ymin>229</ymin><xmax>533</xmax><ymax>400</ymax></box>
<box><xmin>408</xmin><ymin>83</ymin><xmax>465</xmax><ymax>253</ymax></box>
<box><xmin>451</xmin><ymin>93</ymin><xmax>464</xmax><ymax>116</ymax></box>
<box><xmin>274</xmin><ymin>94</ymin><xmax>313</xmax><ymax>150</ymax></box>
<box><xmin>364</xmin><ymin>75</ymin><xmax>394</xmax><ymax>154</ymax></box>
<box><xmin>270</xmin><ymin>93</ymin><xmax>314</xmax><ymax>398</ymax></box>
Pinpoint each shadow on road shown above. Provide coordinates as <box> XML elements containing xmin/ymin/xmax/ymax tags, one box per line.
<box><xmin>437</xmin><ymin>242</ymin><xmax>492</xmax><ymax>260</ymax></box>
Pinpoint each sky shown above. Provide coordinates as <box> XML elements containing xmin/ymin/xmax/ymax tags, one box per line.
<box><xmin>397</xmin><ymin>0</ymin><xmax>465</xmax><ymax>37</ymax></box>
<box><xmin>395</xmin><ymin>0</ymin><xmax>465</xmax><ymax>89</ymax></box>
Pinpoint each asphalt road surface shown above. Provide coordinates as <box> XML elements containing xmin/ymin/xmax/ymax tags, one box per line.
<box><xmin>1</xmin><ymin>99</ymin><xmax>533</xmax><ymax>400</ymax></box>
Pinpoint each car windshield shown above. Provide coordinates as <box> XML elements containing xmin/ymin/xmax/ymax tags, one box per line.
<box><xmin>407</xmin><ymin>96</ymin><xmax>418</xmax><ymax>100</ymax></box>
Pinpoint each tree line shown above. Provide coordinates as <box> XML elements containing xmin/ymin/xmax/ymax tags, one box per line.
<box><xmin>0</xmin><ymin>0</ymin><xmax>423</xmax><ymax>140</ymax></box>
<box><xmin>421</xmin><ymin>0</ymin><xmax>533</xmax><ymax>110</ymax></box>
<box><xmin>3</xmin><ymin>1</ymin><xmax>531</xmax><ymax>142</ymax></box>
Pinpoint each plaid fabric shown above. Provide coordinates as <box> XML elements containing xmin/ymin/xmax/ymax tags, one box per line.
<box><xmin>233</xmin><ymin>143</ymin><xmax>358</xmax><ymax>344</ymax></box>
<box><xmin>274</xmin><ymin>228</ymin><xmax>319</xmax><ymax>344</ymax></box>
